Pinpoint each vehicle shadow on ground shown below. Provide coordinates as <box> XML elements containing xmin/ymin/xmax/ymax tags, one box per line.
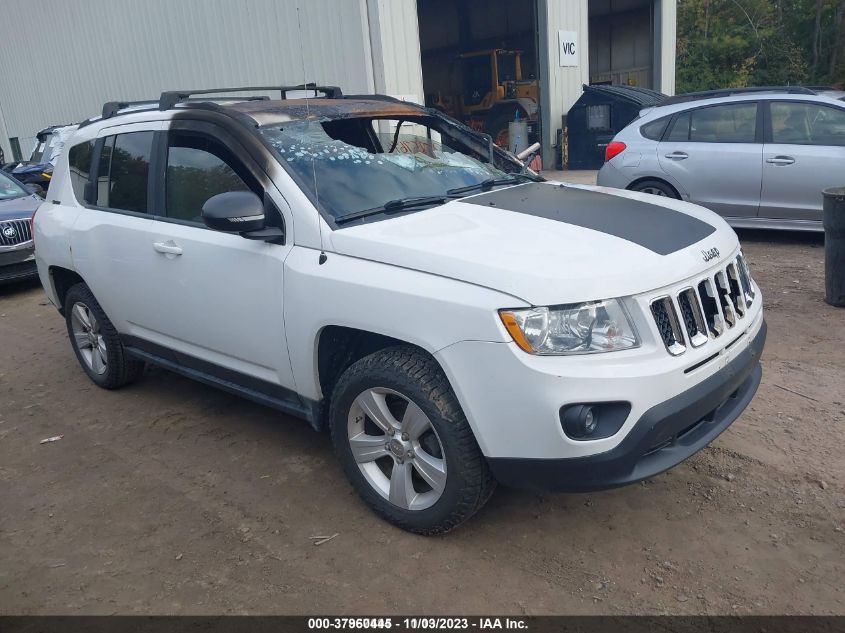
<box><xmin>0</xmin><ymin>277</ymin><xmax>42</xmax><ymax>299</ymax></box>
<box><xmin>736</xmin><ymin>228</ymin><xmax>824</xmax><ymax>247</ymax></box>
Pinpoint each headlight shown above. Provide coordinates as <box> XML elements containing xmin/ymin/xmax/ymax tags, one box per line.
<box><xmin>499</xmin><ymin>299</ymin><xmax>640</xmax><ymax>355</ymax></box>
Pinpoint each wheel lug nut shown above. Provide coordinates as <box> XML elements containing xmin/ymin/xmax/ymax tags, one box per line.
<box><xmin>387</xmin><ymin>428</ymin><xmax>395</xmax><ymax>436</ymax></box>
<box><xmin>401</xmin><ymin>433</ymin><xmax>409</xmax><ymax>441</ymax></box>
<box><xmin>407</xmin><ymin>450</ymin><xmax>414</xmax><ymax>458</ymax></box>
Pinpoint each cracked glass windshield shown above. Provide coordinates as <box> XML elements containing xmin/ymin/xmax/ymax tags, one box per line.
<box><xmin>260</xmin><ymin>116</ymin><xmax>517</xmax><ymax>222</ymax></box>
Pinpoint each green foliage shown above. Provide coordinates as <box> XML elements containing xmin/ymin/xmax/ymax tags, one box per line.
<box><xmin>677</xmin><ymin>0</ymin><xmax>844</xmax><ymax>93</ymax></box>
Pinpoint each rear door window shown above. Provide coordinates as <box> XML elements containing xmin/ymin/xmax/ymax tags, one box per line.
<box><xmin>96</xmin><ymin>131</ymin><xmax>154</xmax><ymax>212</ymax></box>
<box><xmin>667</xmin><ymin>103</ymin><xmax>757</xmax><ymax>143</ymax></box>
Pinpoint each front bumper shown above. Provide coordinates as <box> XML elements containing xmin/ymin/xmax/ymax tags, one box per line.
<box><xmin>487</xmin><ymin>320</ymin><xmax>766</xmax><ymax>491</ymax></box>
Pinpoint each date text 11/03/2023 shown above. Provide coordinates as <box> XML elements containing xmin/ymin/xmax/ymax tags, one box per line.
<box><xmin>307</xmin><ymin>617</ymin><xmax>529</xmax><ymax>630</ymax></box>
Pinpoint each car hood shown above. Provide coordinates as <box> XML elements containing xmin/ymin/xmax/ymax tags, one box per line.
<box><xmin>329</xmin><ymin>182</ymin><xmax>739</xmax><ymax>305</ymax></box>
<box><xmin>0</xmin><ymin>194</ymin><xmax>41</xmax><ymax>221</ymax></box>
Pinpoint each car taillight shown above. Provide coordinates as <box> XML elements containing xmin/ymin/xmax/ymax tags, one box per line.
<box><xmin>604</xmin><ymin>141</ymin><xmax>627</xmax><ymax>162</ymax></box>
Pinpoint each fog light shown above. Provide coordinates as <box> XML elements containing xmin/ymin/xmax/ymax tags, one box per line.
<box><xmin>559</xmin><ymin>402</ymin><xmax>632</xmax><ymax>440</ymax></box>
<box><xmin>561</xmin><ymin>404</ymin><xmax>599</xmax><ymax>439</ymax></box>
<box><xmin>584</xmin><ymin>407</ymin><xmax>597</xmax><ymax>434</ymax></box>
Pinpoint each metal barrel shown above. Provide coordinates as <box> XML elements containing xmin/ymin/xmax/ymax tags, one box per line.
<box><xmin>823</xmin><ymin>187</ymin><xmax>845</xmax><ymax>307</ymax></box>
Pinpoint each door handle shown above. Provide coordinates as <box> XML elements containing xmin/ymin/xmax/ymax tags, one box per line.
<box><xmin>664</xmin><ymin>151</ymin><xmax>689</xmax><ymax>160</ymax></box>
<box><xmin>153</xmin><ymin>241</ymin><xmax>183</xmax><ymax>256</ymax></box>
<box><xmin>766</xmin><ymin>156</ymin><xmax>795</xmax><ymax>165</ymax></box>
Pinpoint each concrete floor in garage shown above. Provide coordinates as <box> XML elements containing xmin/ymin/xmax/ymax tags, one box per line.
<box><xmin>0</xmin><ymin>228</ymin><xmax>842</xmax><ymax>615</ymax></box>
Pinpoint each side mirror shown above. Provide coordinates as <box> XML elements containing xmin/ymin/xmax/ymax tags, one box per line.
<box><xmin>202</xmin><ymin>191</ymin><xmax>265</xmax><ymax>233</ymax></box>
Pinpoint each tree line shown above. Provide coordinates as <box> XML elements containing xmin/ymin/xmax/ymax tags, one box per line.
<box><xmin>677</xmin><ymin>0</ymin><xmax>845</xmax><ymax>92</ymax></box>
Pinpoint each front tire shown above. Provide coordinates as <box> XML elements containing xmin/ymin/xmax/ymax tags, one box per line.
<box><xmin>329</xmin><ymin>346</ymin><xmax>495</xmax><ymax>534</ymax></box>
<box><xmin>64</xmin><ymin>283</ymin><xmax>144</xmax><ymax>389</ymax></box>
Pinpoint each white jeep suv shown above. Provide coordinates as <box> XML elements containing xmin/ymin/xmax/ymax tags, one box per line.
<box><xmin>34</xmin><ymin>86</ymin><xmax>766</xmax><ymax>534</ymax></box>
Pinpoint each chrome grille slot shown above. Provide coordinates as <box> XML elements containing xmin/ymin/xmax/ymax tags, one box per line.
<box><xmin>650</xmin><ymin>297</ymin><xmax>686</xmax><ymax>355</ymax></box>
<box><xmin>726</xmin><ymin>262</ymin><xmax>746</xmax><ymax>317</ymax></box>
<box><xmin>677</xmin><ymin>288</ymin><xmax>708</xmax><ymax>347</ymax></box>
<box><xmin>736</xmin><ymin>253</ymin><xmax>755</xmax><ymax>307</ymax></box>
<box><xmin>697</xmin><ymin>278</ymin><xmax>725</xmax><ymax>338</ymax></box>
<box><xmin>714</xmin><ymin>271</ymin><xmax>737</xmax><ymax>329</ymax></box>
<box><xmin>0</xmin><ymin>219</ymin><xmax>33</xmax><ymax>247</ymax></box>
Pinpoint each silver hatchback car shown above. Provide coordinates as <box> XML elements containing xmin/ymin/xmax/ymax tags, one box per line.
<box><xmin>597</xmin><ymin>92</ymin><xmax>845</xmax><ymax>231</ymax></box>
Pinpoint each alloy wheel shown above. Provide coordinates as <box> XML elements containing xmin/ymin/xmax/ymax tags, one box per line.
<box><xmin>347</xmin><ymin>387</ymin><xmax>447</xmax><ymax>511</ymax></box>
<box><xmin>70</xmin><ymin>302</ymin><xmax>108</xmax><ymax>375</ymax></box>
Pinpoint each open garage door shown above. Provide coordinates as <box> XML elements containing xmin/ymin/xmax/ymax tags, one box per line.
<box><xmin>589</xmin><ymin>0</ymin><xmax>655</xmax><ymax>89</ymax></box>
<box><xmin>417</xmin><ymin>0</ymin><xmax>542</xmax><ymax>155</ymax></box>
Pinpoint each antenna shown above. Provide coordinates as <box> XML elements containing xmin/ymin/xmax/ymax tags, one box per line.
<box><xmin>296</xmin><ymin>4</ymin><xmax>327</xmax><ymax>265</ymax></box>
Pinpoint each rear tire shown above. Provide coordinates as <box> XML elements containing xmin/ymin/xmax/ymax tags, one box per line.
<box><xmin>64</xmin><ymin>283</ymin><xmax>144</xmax><ymax>389</ymax></box>
<box><xmin>329</xmin><ymin>346</ymin><xmax>495</xmax><ymax>534</ymax></box>
<box><xmin>630</xmin><ymin>179</ymin><xmax>679</xmax><ymax>198</ymax></box>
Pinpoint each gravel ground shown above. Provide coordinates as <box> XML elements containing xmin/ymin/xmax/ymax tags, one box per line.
<box><xmin>0</xmin><ymin>230</ymin><xmax>842</xmax><ymax>615</ymax></box>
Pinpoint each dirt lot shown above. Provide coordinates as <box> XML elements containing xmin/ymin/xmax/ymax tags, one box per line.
<box><xmin>0</xmin><ymin>231</ymin><xmax>843</xmax><ymax>615</ymax></box>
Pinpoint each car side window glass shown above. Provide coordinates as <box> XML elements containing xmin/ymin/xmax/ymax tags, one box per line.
<box><xmin>689</xmin><ymin>103</ymin><xmax>757</xmax><ymax>143</ymax></box>
<box><xmin>67</xmin><ymin>140</ymin><xmax>94</xmax><ymax>203</ymax></box>
<box><xmin>97</xmin><ymin>132</ymin><xmax>153</xmax><ymax>212</ymax></box>
<box><xmin>667</xmin><ymin>112</ymin><xmax>691</xmax><ymax>141</ymax></box>
<box><xmin>771</xmin><ymin>102</ymin><xmax>845</xmax><ymax>146</ymax></box>
<box><xmin>165</xmin><ymin>132</ymin><xmax>256</xmax><ymax>224</ymax></box>
<box><xmin>641</xmin><ymin>117</ymin><xmax>669</xmax><ymax>141</ymax></box>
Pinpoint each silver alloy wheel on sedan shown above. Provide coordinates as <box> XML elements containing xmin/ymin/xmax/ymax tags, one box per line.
<box><xmin>640</xmin><ymin>186</ymin><xmax>667</xmax><ymax>196</ymax></box>
<box><xmin>347</xmin><ymin>387</ymin><xmax>447</xmax><ymax>511</ymax></box>
<box><xmin>70</xmin><ymin>302</ymin><xmax>108</xmax><ymax>375</ymax></box>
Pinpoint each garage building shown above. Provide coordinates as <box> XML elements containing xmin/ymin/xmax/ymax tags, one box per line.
<box><xmin>0</xmin><ymin>0</ymin><xmax>675</xmax><ymax>169</ymax></box>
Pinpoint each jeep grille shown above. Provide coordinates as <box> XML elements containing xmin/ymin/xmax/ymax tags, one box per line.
<box><xmin>650</xmin><ymin>253</ymin><xmax>756</xmax><ymax>356</ymax></box>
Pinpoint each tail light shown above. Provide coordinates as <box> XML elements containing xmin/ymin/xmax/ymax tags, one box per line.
<box><xmin>604</xmin><ymin>141</ymin><xmax>627</xmax><ymax>162</ymax></box>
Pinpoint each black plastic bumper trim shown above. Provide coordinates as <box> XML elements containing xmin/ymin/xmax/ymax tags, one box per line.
<box><xmin>487</xmin><ymin>319</ymin><xmax>767</xmax><ymax>492</ymax></box>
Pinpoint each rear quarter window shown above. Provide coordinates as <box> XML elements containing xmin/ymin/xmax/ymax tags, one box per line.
<box><xmin>640</xmin><ymin>117</ymin><xmax>669</xmax><ymax>141</ymax></box>
<box><xmin>68</xmin><ymin>141</ymin><xmax>94</xmax><ymax>203</ymax></box>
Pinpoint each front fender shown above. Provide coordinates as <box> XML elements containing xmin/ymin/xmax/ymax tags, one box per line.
<box><xmin>283</xmin><ymin>247</ymin><xmax>521</xmax><ymax>400</ymax></box>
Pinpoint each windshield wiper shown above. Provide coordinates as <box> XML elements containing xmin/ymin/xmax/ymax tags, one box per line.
<box><xmin>446</xmin><ymin>173</ymin><xmax>537</xmax><ymax>197</ymax></box>
<box><xmin>335</xmin><ymin>195</ymin><xmax>449</xmax><ymax>225</ymax></box>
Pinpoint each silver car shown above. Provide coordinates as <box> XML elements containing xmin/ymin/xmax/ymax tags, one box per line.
<box><xmin>597</xmin><ymin>92</ymin><xmax>845</xmax><ymax>231</ymax></box>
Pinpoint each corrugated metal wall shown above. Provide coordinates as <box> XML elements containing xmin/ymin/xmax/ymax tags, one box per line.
<box><xmin>0</xmin><ymin>0</ymin><xmax>422</xmax><ymax>158</ymax></box>
<box><xmin>366</xmin><ymin>0</ymin><xmax>425</xmax><ymax>103</ymax></box>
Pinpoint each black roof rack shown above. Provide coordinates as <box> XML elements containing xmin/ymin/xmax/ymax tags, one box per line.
<box><xmin>158</xmin><ymin>83</ymin><xmax>343</xmax><ymax>110</ymax></box>
<box><xmin>663</xmin><ymin>85</ymin><xmax>816</xmax><ymax>105</ymax></box>
<box><xmin>80</xmin><ymin>83</ymin><xmax>345</xmax><ymax>128</ymax></box>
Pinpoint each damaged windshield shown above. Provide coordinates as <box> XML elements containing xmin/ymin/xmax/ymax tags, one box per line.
<box><xmin>260</xmin><ymin>115</ymin><xmax>527</xmax><ymax>223</ymax></box>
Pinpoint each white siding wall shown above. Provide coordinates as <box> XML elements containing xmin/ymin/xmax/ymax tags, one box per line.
<box><xmin>0</xmin><ymin>0</ymin><xmax>399</xmax><ymax>157</ymax></box>
<box><xmin>538</xmin><ymin>0</ymin><xmax>590</xmax><ymax>165</ymax></box>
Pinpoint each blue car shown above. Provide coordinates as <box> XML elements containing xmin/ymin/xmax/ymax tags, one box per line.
<box><xmin>0</xmin><ymin>170</ymin><xmax>41</xmax><ymax>284</ymax></box>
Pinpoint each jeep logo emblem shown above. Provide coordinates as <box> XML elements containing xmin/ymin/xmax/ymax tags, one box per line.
<box><xmin>701</xmin><ymin>247</ymin><xmax>720</xmax><ymax>263</ymax></box>
<box><xmin>2</xmin><ymin>226</ymin><xmax>17</xmax><ymax>239</ymax></box>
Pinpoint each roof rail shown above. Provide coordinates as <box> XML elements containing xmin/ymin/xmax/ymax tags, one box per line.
<box><xmin>663</xmin><ymin>86</ymin><xmax>816</xmax><ymax>105</ymax></box>
<box><xmin>102</xmin><ymin>100</ymin><xmax>160</xmax><ymax>120</ymax></box>
<box><xmin>158</xmin><ymin>83</ymin><xmax>343</xmax><ymax>110</ymax></box>
<box><xmin>341</xmin><ymin>93</ymin><xmax>405</xmax><ymax>103</ymax></box>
